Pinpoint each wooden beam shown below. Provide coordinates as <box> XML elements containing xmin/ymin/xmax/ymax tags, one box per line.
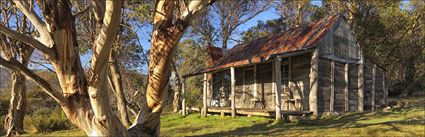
<box><xmin>344</xmin><ymin>63</ymin><xmax>349</xmax><ymax>111</ymax></box>
<box><xmin>276</xmin><ymin>48</ymin><xmax>314</xmax><ymax>59</ymax></box>
<box><xmin>289</xmin><ymin>57</ymin><xmax>292</xmax><ymax>83</ymax></box>
<box><xmin>358</xmin><ymin>60</ymin><xmax>364</xmax><ymax>112</ymax></box>
<box><xmin>253</xmin><ymin>64</ymin><xmax>258</xmax><ymax>100</ymax></box>
<box><xmin>221</xmin><ymin>71</ymin><xmax>224</xmax><ymax>107</ymax></box>
<box><xmin>320</xmin><ymin>54</ymin><xmax>360</xmax><ymax>64</ymax></box>
<box><xmin>182</xmin><ymin>78</ymin><xmax>186</xmax><ymax>116</ymax></box>
<box><xmin>383</xmin><ymin>71</ymin><xmax>387</xmax><ymax>105</ymax></box>
<box><xmin>202</xmin><ymin>73</ymin><xmax>208</xmax><ymax>117</ymax></box>
<box><xmin>230</xmin><ymin>67</ymin><xmax>236</xmax><ymax>117</ymax></box>
<box><xmin>208</xmin><ymin>74</ymin><xmax>212</xmax><ymax>105</ymax></box>
<box><xmin>330</xmin><ymin>60</ymin><xmax>335</xmax><ymax>112</ymax></box>
<box><xmin>372</xmin><ymin>64</ymin><xmax>376</xmax><ymax>111</ymax></box>
<box><xmin>309</xmin><ymin>50</ymin><xmax>319</xmax><ymax>118</ymax></box>
<box><xmin>274</xmin><ymin>57</ymin><xmax>283</xmax><ymax>121</ymax></box>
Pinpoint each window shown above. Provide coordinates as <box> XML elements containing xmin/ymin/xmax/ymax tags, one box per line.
<box><xmin>281</xmin><ymin>64</ymin><xmax>289</xmax><ymax>89</ymax></box>
<box><xmin>280</xmin><ymin>57</ymin><xmax>290</xmax><ymax>89</ymax></box>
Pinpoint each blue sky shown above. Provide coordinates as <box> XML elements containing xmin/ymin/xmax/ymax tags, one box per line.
<box><xmin>128</xmin><ymin>1</ymin><xmax>324</xmax><ymax>73</ymax></box>
<box><xmin>34</xmin><ymin>0</ymin><xmax>409</xmax><ymax>73</ymax></box>
<box><xmin>137</xmin><ymin>0</ymin><xmax>323</xmax><ymax>52</ymax></box>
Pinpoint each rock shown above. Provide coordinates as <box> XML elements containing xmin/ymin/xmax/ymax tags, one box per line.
<box><xmin>383</xmin><ymin>106</ymin><xmax>392</xmax><ymax>112</ymax></box>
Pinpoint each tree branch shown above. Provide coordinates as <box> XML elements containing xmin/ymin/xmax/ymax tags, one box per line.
<box><xmin>91</xmin><ymin>0</ymin><xmax>106</xmax><ymax>23</ymax></box>
<box><xmin>179</xmin><ymin>0</ymin><xmax>216</xmax><ymax>22</ymax></box>
<box><xmin>90</xmin><ymin>0</ymin><xmax>122</xmax><ymax>75</ymax></box>
<box><xmin>0</xmin><ymin>57</ymin><xmax>66</xmax><ymax>105</ymax></box>
<box><xmin>74</xmin><ymin>4</ymin><xmax>91</xmax><ymax>18</ymax></box>
<box><xmin>13</xmin><ymin>0</ymin><xmax>54</xmax><ymax>47</ymax></box>
<box><xmin>0</xmin><ymin>24</ymin><xmax>56</xmax><ymax>57</ymax></box>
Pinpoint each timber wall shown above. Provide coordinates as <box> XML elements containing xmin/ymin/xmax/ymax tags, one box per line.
<box><xmin>287</xmin><ymin>54</ymin><xmax>312</xmax><ymax>111</ymax></box>
<box><xmin>317</xmin><ymin>58</ymin><xmax>385</xmax><ymax>115</ymax></box>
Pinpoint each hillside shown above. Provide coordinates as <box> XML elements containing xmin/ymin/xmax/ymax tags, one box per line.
<box><xmin>22</xmin><ymin>96</ymin><xmax>424</xmax><ymax>137</ymax></box>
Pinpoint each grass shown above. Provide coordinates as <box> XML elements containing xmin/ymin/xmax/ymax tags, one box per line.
<box><xmin>22</xmin><ymin>96</ymin><xmax>425</xmax><ymax>136</ymax></box>
<box><xmin>21</xmin><ymin>129</ymin><xmax>85</xmax><ymax>137</ymax></box>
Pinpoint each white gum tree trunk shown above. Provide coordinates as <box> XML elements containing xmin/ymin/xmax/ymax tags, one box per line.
<box><xmin>0</xmin><ymin>0</ymin><xmax>215</xmax><ymax>136</ymax></box>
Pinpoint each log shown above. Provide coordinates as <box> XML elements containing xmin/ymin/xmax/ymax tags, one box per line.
<box><xmin>274</xmin><ymin>57</ymin><xmax>282</xmax><ymax>121</ymax></box>
<box><xmin>309</xmin><ymin>50</ymin><xmax>319</xmax><ymax>118</ymax></box>
<box><xmin>253</xmin><ymin>64</ymin><xmax>258</xmax><ymax>100</ymax></box>
<box><xmin>344</xmin><ymin>63</ymin><xmax>349</xmax><ymax>111</ymax></box>
<box><xmin>182</xmin><ymin>78</ymin><xmax>186</xmax><ymax>116</ymax></box>
<box><xmin>372</xmin><ymin>64</ymin><xmax>376</xmax><ymax>110</ymax></box>
<box><xmin>330</xmin><ymin>60</ymin><xmax>335</xmax><ymax>112</ymax></box>
<box><xmin>383</xmin><ymin>71</ymin><xmax>387</xmax><ymax>105</ymax></box>
<box><xmin>358</xmin><ymin>60</ymin><xmax>364</xmax><ymax>112</ymax></box>
<box><xmin>230</xmin><ymin>67</ymin><xmax>236</xmax><ymax>117</ymax></box>
<box><xmin>202</xmin><ymin>73</ymin><xmax>208</xmax><ymax>117</ymax></box>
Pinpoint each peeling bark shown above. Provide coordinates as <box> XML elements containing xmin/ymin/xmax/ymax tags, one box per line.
<box><xmin>0</xmin><ymin>1</ymin><xmax>214</xmax><ymax>136</ymax></box>
<box><xmin>109</xmin><ymin>52</ymin><xmax>131</xmax><ymax>127</ymax></box>
<box><xmin>129</xmin><ymin>1</ymin><xmax>216</xmax><ymax>136</ymax></box>
<box><xmin>171</xmin><ymin>61</ymin><xmax>182</xmax><ymax>113</ymax></box>
<box><xmin>4</xmin><ymin>72</ymin><xmax>26</xmax><ymax>137</ymax></box>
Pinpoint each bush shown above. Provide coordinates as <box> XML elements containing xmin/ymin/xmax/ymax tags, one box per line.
<box><xmin>0</xmin><ymin>115</ymin><xmax>4</xmax><ymax>135</ymax></box>
<box><xmin>24</xmin><ymin>108</ymin><xmax>74</xmax><ymax>133</ymax></box>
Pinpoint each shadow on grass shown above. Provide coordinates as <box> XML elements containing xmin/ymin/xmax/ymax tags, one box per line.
<box><xmin>189</xmin><ymin>109</ymin><xmax>424</xmax><ymax>137</ymax></box>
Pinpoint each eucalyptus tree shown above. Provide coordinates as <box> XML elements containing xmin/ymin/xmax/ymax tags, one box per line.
<box><xmin>322</xmin><ymin>0</ymin><xmax>425</xmax><ymax>96</ymax></box>
<box><xmin>129</xmin><ymin>0</ymin><xmax>216</xmax><ymax>136</ymax></box>
<box><xmin>0</xmin><ymin>2</ymin><xmax>34</xmax><ymax>136</ymax></box>
<box><xmin>215</xmin><ymin>0</ymin><xmax>270</xmax><ymax>49</ymax></box>
<box><xmin>0</xmin><ymin>0</ymin><xmax>215</xmax><ymax>136</ymax></box>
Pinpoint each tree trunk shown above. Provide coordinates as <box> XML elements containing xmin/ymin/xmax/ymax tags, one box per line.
<box><xmin>38</xmin><ymin>1</ymin><xmax>127</xmax><ymax>136</ymax></box>
<box><xmin>4</xmin><ymin>72</ymin><xmax>26</xmax><ymax>137</ymax></box>
<box><xmin>400</xmin><ymin>56</ymin><xmax>417</xmax><ymax>97</ymax></box>
<box><xmin>108</xmin><ymin>52</ymin><xmax>131</xmax><ymax>127</ymax></box>
<box><xmin>129</xmin><ymin>0</ymin><xmax>191</xmax><ymax>133</ymax></box>
<box><xmin>222</xmin><ymin>35</ymin><xmax>229</xmax><ymax>49</ymax></box>
<box><xmin>132</xmin><ymin>27</ymin><xmax>186</xmax><ymax>137</ymax></box>
<box><xmin>171</xmin><ymin>61</ymin><xmax>182</xmax><ymax>113</ymax></box>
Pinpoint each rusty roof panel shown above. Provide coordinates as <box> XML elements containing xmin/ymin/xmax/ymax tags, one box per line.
<box><xmin>204</xmin><ymin>15</ymin><xmax>340</xmax><ymax>72</ymax></box>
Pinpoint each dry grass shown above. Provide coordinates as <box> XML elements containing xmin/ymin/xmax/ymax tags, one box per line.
<box><xmin>22</xmin><ymin>96</ymin><xmax>425</xmax><ymax>137</ymax></box>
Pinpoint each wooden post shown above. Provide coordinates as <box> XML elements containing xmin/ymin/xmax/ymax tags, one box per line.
<box><xmin>289</xmin><ymin>57</ymin><xmax>292</xmax><ymax>84</ymax></box>
<box><xmin>182</xmin><ymin>78</ymin><xmax>186</xmax><ymax>116</ymax></box>
<box><xmin>309</xmin><ymin>50</ymin><xmax>319</xmax><ymax>118</ymax></box>
<box><xmin>253</xmin><ymin>64</ymin><xmax>258</xmax><ymax>100</ymax></box>
<box><xmin>220</xmin><ymin>72</ymin><xmax>224</xmax><ymax>107</ymax></box>
<box><xmin>358</xmin><ymin>60</ymin><xmax>364</xmax><ymax>112</ymax></box>
<box><xmin>383</xmin><ymin>71</ymin><xmax>387</xmax><ymax>105</ymax></box>
<box><xmin>344</xmin><ymin>63</ymin><xmax>349</xmax><ymax>111</ymax></box>
<box><xmin>274</xmin><ymin>57</ymin><xmax>283</xmax><ymax>121</ymax></box>
<box><xmin>330</xmin><ymin>60</ymin><xmax>335</xmax><ymax>112</ymax></box>
<box><xmin>202</xmin><ymin>73</ymin><xmax>208</xmax><ymax>117</ymax></box>
<box><xmin>230</xmin><ymin>67</ymin><xmax>236</xmax><ymax>117</ymax></box>
<box><xmin>372</xmin><ymin>64</ymin><xmax>376</xmax><ymax>111</ymax></box>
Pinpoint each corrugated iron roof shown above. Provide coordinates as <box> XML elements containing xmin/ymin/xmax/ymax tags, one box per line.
<box><xmin>204</xmin><ymin>14</ymin><xmax>340</xmax><ymax>72</ymax></box>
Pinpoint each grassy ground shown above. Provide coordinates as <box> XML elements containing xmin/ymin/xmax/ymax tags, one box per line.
<box><xmin>22</xmin><ymin>97</ymin><xmax>425</xmax><ymax>136</ymax></box>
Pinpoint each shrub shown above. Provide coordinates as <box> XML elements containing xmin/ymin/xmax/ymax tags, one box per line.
<box><xmin>0</xmin><ymin>115</ymin><xmax>4</xmax><ymax>135</ymax></box>
<box><xmin>24</xmin><ymin>108</ymin><xmax>74</xmax><ymax>133</ymax></box>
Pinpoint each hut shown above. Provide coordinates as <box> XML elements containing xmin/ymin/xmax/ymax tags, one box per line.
<box><xmin>182</xmin><ymin>14</ymin><xmax>387</xmax><ymax>119</ymax></box>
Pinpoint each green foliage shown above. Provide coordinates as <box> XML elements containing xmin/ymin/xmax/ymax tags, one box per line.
<box><xmin>0</xmin><ymin>115</ymin><xmax>4</xmax><ymax>135</ymax></box>
<box><xmin>241</xmin><ymin>18</ymin><xmax>286</xmax><ymax>43</ymax></box>
<box><xmin>174</xmin><ymin>39</ymin><xmax>207</xmax><ymax>107</ymax></box>
<box><xmin>0</xmin><ymin>91</ymin><xmax>10</xmax><ymax>116</ymax></box>
<box><xmin>24</xmin><ymin>108</ymin><xmax>74</xmax><ymax>133</ymax></box>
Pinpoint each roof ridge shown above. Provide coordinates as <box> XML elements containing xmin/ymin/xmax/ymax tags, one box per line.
<box><xmin>201</xmin><ymin>14</ymin><xmax>341</xmax><ymax>73</ymax></box>
<box><xmin>300</xmin><ymin>14</ymin><xmax>336</xmax><ymax>48</ymax></box>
